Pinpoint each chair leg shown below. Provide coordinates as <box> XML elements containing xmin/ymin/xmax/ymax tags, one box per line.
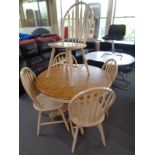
<box><xmin>81</xmin><ymin>48</ymin><xmax>90</xmax><ymax>75</ymax></box>
<box><xmin>72</xmin><ymin>126</ymin><xmax>79</xmax><ymax>153</ymax></box>
<box><xmin>80</xmin><ymin>127</ymin><xmax>84</xmax><ymax>135</ymax></box>
<box><xmin>37</xmin><ymin>111</ymin><xmax>42</xmax><ymax>136</ymax></box>
<box><xmin>60</xmin><ymin>109</ymin><xmax>70</xmax><ymax>131</ymax></box>
<box><xmin>117</xmin><ymin>72</ymin><xmax>130</xmax><ymax>83</ymax></box>
<box><xmin>106</xmin><ymin>111</ymin><xmax>109</xmax><ymax>117</ymax></box>
<box><xmin>97</xmin><ymin>123</ymin><xmax>106</xmax><ymax>146</ymax></box>
<box><xmin>69</xmin><ymin>120</ymin><xmax>74</xmax><ymax>137</ymax></box>
<box><xmin>124</xmin><ymin>73</ymin><xmax>130</xmax><ymax>83</ymax></box>
<box><xmin>49</xmin><ymin>112</ymin><xmax>54</xmax><ymax>121</ymax></box>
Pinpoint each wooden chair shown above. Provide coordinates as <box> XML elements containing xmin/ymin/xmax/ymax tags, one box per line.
<box><xmin>102</xmin><ymin>59</ymin><xmax>118</xmax><ymax>87</ymax></box>
<box><xmin>20</xmin><ymin>67</ymin><xmax>69</xmax><ymax>136</ymax></box>
<box><xmin>52</xmin><ymin>52</ymin><xmax>85</xmax><ymax>73</ymax></box>
<box><xmin>68</xmin><ymin>87</ymin><xmax>116</xmax><ymax>153</ymax></box>
<box><xmin>48</xmin><ymin>52</ymin><xmax>78</xmax><ymax>119</ymax></box>
<box><xmin>53</xmin><ymin>52</ymin><xmax>77</xmax><ymax>67</ymax></box>
<box><xmin>46</xmin><ymin>2</ymin><xmax>94</xmax><ymax>86</ymax></box>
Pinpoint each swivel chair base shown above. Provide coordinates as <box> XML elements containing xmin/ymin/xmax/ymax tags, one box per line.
<box><xmin>113</xmin><ymin>72</ymin><xmax>130</xmax><ymax>90</ymax></box>
<box><xmin>112</xmin><ymin>64</ymin><xmax>134</xmax><ymax>90</ymax></box>
<box><xmin>101</xmin><ymin>40</ymin><xmax>123</xmax><ymax>59</ymax></box>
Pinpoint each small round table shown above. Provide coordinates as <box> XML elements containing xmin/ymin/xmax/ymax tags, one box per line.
<box><xmin>85</xmin><ymin>51</ymin><xmax>135</xmax><ymax>66</ymax></box>
<box><xmin>35</xmin><ymin>65</ymin><xmax>111</xmax><ymax>103</ymax></box>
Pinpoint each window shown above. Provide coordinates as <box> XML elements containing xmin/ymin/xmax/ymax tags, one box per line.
<box><xmin>19</xmin><ymin>0</ymin><xmax>50</xmax><ymax>27</ymax></box>
<box><xmin>113</xmin><ymin>0</ymin><xmax>135</xmax><ymax>41</ymax></box>
<box><xmin>81</xmin><ymin>0</ymin><xmax>135</xmax><ymax>41</ymax></box>
<box><xmin>56</xmin><ymin>0</ymin><xmax>135</xmax><ymax>41</ymax></box>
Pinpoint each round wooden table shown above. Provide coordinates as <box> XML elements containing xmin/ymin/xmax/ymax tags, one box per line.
<box><xmin>35</xmin><ymin>65</ymin><xmax>111</xmax><ymax>103</ymax></box>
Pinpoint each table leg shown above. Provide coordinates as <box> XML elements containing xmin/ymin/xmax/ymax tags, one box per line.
<box><xmin>46</xmin><ymin>48</ymin><xmax>56</xmax><ymax>78</ymax></box>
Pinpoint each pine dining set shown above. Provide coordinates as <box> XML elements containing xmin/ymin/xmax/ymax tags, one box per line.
<box><xmin>20</xmin><ymin>2</ymin><xmax>119</xmax><ymax>153</ymax></box>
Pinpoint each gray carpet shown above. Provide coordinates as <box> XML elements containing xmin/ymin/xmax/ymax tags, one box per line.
<box><xmin>19</xmin><ymin>69</ymin><xmax>135</xmax><ymax>155</ymax></box>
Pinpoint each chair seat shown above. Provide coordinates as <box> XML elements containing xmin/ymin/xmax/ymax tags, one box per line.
<box><xmin>48</xmin><ymin>42</ymin><xmax>87</xmax><ymax>50</ymax></box>
<box><xmin>102</xmin><ymin>35</ymin><xmax>124</xmax><ymax>40</ymax></box>
<box><xmin>34</xmin><ymin>93</ymin><xmax>64</xmax><ymax>111</ymax></box>
<box><xmin>71</xmin><ymin>114</ymin><xmax>105</xmax><ymax>127</ymax></box>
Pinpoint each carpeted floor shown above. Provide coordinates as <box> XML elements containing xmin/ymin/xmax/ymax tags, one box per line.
<box><xmin>19</xmin><ymin>69</ymin><xmax>135</xmax><ymax>155</ymax></box>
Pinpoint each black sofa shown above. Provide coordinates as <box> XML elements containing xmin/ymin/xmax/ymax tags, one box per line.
<box><xmin>19</xmin><ymin>36</ymin><xmax>97</xmax><ymax>95</ymax></box>
<box><xmin>19</xmin><ymin>35</ymin><xmax>63</xmax><ymax>95</ymax></box>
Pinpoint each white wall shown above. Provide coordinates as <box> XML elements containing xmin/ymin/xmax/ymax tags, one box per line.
<box><xmin>19</xmin><ymin>26</ymin><xmax>52</xmax><ymax>34</ymax></box>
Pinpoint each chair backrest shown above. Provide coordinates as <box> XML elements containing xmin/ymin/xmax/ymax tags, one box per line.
<box><xmin>68</xmin><ymin>87</ymin><xmax>116</xmax><ymax>127</ymax></box>
<box><xmin>102</xmin><ymin>59</ymin><xmax>118</xmax><ymax>83</ymax></box>
<box><xmin>20</xmin><ymin>67</ymin><xmax>40</xmax><ymax>102</ymax></box>
<box><xmin>108</xmin><ymin>24</ymin><xmax>126</xmax><ymax>40</ymax></box>
<box><xmin>53</xmin><ymin>52</ymin><xmax>77</xmax><ymax>67</ymax></box>
<box><xmin>62</xmin><ymin>2</ymin><xmax>94</xmax><ymax>44</ymax></box>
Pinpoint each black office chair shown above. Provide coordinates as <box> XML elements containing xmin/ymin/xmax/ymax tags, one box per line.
<box><xmin>102</xmin><ymin>24</ymin><xmax>126</xmax><ymax>56</ymax></box>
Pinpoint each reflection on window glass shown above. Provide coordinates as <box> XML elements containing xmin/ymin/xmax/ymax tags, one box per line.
<box><xmin>81</xmin><ymin>0</ymin><xmax>108</xmax><ymax>39</ymax></box>
<box><xmin>19</xmin><ymin>0</ymin><xmax>50</xmax><ymax>27</ymax></box>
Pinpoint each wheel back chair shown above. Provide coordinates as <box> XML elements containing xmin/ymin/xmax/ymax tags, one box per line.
<box><xmin>101</xmin><ymin>59</ymin><xmax>118</xmax><ymax>116</ymax></box>
<box><xmin>46</xmin><ymin>2</ymin><xmax>94</xmax><ymax>86</ymax></box>
<box><xmin>102</xmin><ymin>58</ymin><xmax>118</xmax><ymax>87</ymax></box>
<box><xmin>68</xmin><ymin>87</ymin><xmax>116</xmax><ymax>153</ymax></box>
<box><xmin>20</xmin><ymin>67</ymin><xmax>70</xmax><ymax>136</ymax></box>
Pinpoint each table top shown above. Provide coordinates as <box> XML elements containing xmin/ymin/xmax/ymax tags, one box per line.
<box><xmin>35</xmin><ymin>65</ymin><xmax>111</xmax><ymax>102</ymax></box>
<box><xmin>85</xmin><ymin>51</ymin><xmax>135</xmax><ymax>66</ymax></box>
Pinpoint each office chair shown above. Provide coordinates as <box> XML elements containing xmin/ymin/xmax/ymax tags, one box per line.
<box><xmin>102</xmin><ymin>24</ymin><xmax>126</xmax><ymax>57</ymax></box>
